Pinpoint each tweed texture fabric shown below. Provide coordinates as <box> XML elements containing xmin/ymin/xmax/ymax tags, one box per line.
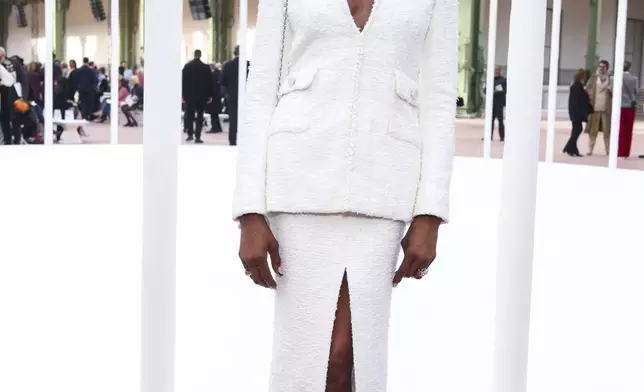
<box><xmin>267</xmin><ymin>212</ymin><xmax>406</xmax><ymax>392</ymax></box>
<box><xmin>232</xmin><ymin>0</ymin><xmax>458</xmax><ymax>224</ymax></box>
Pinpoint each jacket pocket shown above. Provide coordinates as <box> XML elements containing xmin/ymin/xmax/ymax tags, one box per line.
<box><xmin>269</xmin><ymin>68</ymin><xmax>319</xmax><ymax>136</ymax></box>
<box><xmin>389</xmin><ymin>71</ymin><xmax>421</xmax><ymax>148</ymax></box>
<box><xmin>278</xmin><ymin>68</ymin><xmax>319</xmax><ymax>98</ymax></box>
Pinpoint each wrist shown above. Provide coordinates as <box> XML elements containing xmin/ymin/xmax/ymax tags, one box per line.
<box><xmin>239</xmin><ymin>213</ymin><xmax>265</xmax><ymax>227</ymax></box>
<box><xmin>412</xmin><ymin>214</ymin><xmax>442</xmax><ymax>227</ymax></box>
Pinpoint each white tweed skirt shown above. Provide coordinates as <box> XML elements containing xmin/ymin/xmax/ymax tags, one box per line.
<box><xmin>266</xmin><ymin>213</ymin><xmax>406</xmax><ymax>392</ymax></box>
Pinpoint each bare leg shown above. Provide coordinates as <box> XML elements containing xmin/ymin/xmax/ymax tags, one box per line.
<box><xmin>325</xmin><ymin>272</ymin><xmax>354</xmax><ymax>392</ymax></box>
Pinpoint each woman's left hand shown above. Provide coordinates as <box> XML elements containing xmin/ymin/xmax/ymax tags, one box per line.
<box><xmin>393</xmin><ymin>215</ymin><xmax>441</xmax><ymax>286</ymax></box>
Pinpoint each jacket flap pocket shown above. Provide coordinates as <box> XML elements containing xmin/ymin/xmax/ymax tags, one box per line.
<box><xmin>394</xmin><ymin>71</ymin><xmax>420</xmax><ymax>107</ymax></box>
<box><xmin>279</xmin><ymin>68</ymin><xmax>319</xmax><ymax>97</ymax></box>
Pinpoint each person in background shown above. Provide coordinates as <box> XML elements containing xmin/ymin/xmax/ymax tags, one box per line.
<box><xmin>585</xmin><ymin>59</ymin><xmax>613</xmax><ymax>156</ymax></box>
<box><xmin>221</xmin><ymin>45</ymin><xmax>249</xmax><ymax>146</ymax></box>
<box><xmin>122</xmin><ymin>61</ymin><xmax>133</xmax><ymax>81</ymax></box>
<box><xmin>206</xmin><ymin>62</ymin><xmax>223</xmax><ymax>134</ymax></box>
<box><xmin>73</xmin><ymin>57</ymin><xmax>98</xmax><ymax>120</ymax></box>
<box><xmin>485</xmin><ymin>65</ymin><xmax>507</xmax><ymax>142</ymax></box>
<box><xmin>0</xmin><ymin>47</ymin><xmax>27</xmax><ymax>144</ymax></box>
<box><xmin>67</xmin><ymin>59</ymin><xmax>78</xmax><ymax>99</ymax></box>
<box><xmin>121</xmin><ymin>75</ymin><xmax>143</xmax><ymax>127</ymax></box>
<box><xmin>94</xmin><ymin>66</ymin><xmax>109</xmax><ymax>112</ymax></box>
<box><xmin>93</xmin><ymin>78</ymin><xmax>129</xmax><ymax>123</ymax></box>
<box><xmin>564</xmin><ymin>68</ymin><xmax>591</xmax><ymax>157</ymax></box>
<box><xmin>134</xmin><ymin>65</ymin><xmax>144</xmax><ymax>88</ymax></box>
<box><xmin>618</xmin><ymin>60</ymin><xmax>638</xmax><ymax>158</ymax></box>
<box><xmin>53</xmin><ymin>67</ymin><xmax>71</xmax><ymax>142</ymax></box>
<box><xmin>27</xmin><ymin>61</ymin><xmax>43</xmax><ymax>107</ymax></box>
<box><xmin>182</xmin><ymin>49</ymin><xmax>213</xmax><ymax>143</ymax></box>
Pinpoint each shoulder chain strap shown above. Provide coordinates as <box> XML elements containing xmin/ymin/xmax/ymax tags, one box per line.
<box><xmin>276</xmin><ymin>0</ymin><xmax>289</xmax><ymax>100</ymax></box>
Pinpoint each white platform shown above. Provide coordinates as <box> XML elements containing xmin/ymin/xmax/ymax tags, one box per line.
<box><xmin>0</xmin><ymin>146</ymin><xmax>643</xmax><ymax>392</ymax></box>
<box><xmin>53</xmin><ymin>109</ymin><xmax>89</xmax><ymax>144</ymax></box>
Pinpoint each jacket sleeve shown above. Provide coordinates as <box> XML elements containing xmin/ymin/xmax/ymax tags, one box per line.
<box><xmin>413</xmin><ymin>0</ymin><xmax>458</xmax><ymax>223</ymax></box>
<box><xmin>232</xmin><ymin>0</ymin><xmax>287</xmax><ymax>220</ymax></box>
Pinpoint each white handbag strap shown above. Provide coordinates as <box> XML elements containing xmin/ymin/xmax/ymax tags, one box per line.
<box><xmin>277</xmin><ymin>0</ymin><xmax>288</xmax><ymax>100</ymax></box>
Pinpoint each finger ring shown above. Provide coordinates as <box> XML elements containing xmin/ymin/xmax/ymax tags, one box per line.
<box><xmin>416</xmin><ymin>268</ymin><xmax>428</xmax><ymax>278</ymax></box>
<box><xmin>245</xmin><ymin>270</ymin><xmax>252</xmax><ymax>277</ymax></box>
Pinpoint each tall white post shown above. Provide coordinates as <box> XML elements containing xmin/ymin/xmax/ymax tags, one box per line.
<box><xmin>608</xmin><ymin>0</ymin><xmax>629</xmax><ymax>169</ymax></box>
<box><xmin>237</xmin><ymin>0</ymin><xmax>249</xmax><ymax>127</ymax></box>
<box><xmin>483</xmin><ymin>0</ymin><xmax>499</xmax><ymax>158</ymax></box>
<box><xmin>545</xmin><ymin>0</ymin><xmax>563</xmax><ymax>163</ymax></box>
<box><xmin>492</xmin><ymin>0</ymin><xmax>547</xmax><ymax>391</ymax></box>
<box><xmin>140</xmin><ymin>0</ymin><xmax>181</xmax><ymax>390</ymax></box>
<box><xmin>44</xmin><ymin>0</ymin><xmax>54</xmax><ymax>145</ymax></box>
<box><xmin>109</xmin><ymin>0</ymin><xmax>120</xmax><ymax>144</ymax></box>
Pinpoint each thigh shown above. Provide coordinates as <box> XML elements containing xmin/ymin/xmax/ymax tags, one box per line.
<box><xmin>196</xmin><ymin>105</ymin><xmax>205</xmax><ymax>119</ymax></box>
<box><xmin>185</xmin><ymin>103</ymin><xmax>196</xmax><ymax>118</ymax></box>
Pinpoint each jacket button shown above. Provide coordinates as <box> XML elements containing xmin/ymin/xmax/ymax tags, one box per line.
<box><xmin>410</xmin><ymin>90</ymin><xmax>418</xmax><ymax>101</ymax></box>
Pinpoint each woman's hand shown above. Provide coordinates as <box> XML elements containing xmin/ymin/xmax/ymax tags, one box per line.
<box><xmin>393</xmin><ymin>215</ymin><xmax>441</xmax><ymax>286</ymax></box>
<box><xmin>238</xmin><ymin>214</ymin><xmax>282</xmax><ymax>289</ymax></box>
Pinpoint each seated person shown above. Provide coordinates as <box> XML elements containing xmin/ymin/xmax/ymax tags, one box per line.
<box><xmin>92</xmin><ymin>79</ymin><xmax>129</xmax><ymax>123</ymax></box>
<box><xmin>121</xmin><ymin>75</ymin><xmax>143</xmax><ymax>127</ymax></box>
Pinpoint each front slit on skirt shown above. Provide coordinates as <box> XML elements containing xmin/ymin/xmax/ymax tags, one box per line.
<box><xmin>267</xmin><ymin>213</ymin><xmax>406</xmax><ymax>392</ymax></box>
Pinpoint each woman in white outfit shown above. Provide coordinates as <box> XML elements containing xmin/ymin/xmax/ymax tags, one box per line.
<box><xmin>233</xmin><ymin>0</ymin><xmax>457</xmax><ymax>390</ymax></box>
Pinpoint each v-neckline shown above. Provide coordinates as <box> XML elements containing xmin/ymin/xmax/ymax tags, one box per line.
<box><xmin>342</xmin><ymin>0</ymin><xmax>378</xmax><ymax>36</ymax></box>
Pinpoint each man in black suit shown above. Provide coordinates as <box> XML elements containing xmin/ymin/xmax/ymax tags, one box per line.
<box><xmin>206</xmin><ymin>63</ymin><xmax>223</xmax><ymax>134</ymax></box>
<box><xmin>483</xmin><ymin>65</ymin><xmax>507</xmax><ymax>141</ymax></box>
<box><xmin>221</xmin><ymin>45</ymin><xmax>249</xmax><ymax>146</ymax></box>
<box><xmin>182</xmin><ymin>49</ymin><xmax>213</xmax><ymax>143</ymax></box>
<box><xmin>74</xmin><ymin>57</ymin><xmax>98</xmax><ymax>119</ymax></box>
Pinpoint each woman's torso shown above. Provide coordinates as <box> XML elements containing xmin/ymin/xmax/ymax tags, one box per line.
<box><xmin>264</xmin><ymin>0</ymin><xmax>440</xmax><ymax>222</ymax></box>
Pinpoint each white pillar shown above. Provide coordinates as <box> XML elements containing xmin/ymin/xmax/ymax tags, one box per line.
<box><xmin>44</xmin><ymin>0</ymin><xmax>54</xmax><ymax>145</ymax></box>
<box><xmin>492</xmin><ymin>0</ymin><xmax>547</xmax><ymax>391</ymax></box>
<box><xmin>109</xmin><ymin>0</ymin><xmax>120</xmax><ymax>145</ymax></box>
<box><xmin>608</xmin><ymin>0</ymin><xmax>629</xmax><ymax>169</ymax></box>
<box><xmin>545</xmin><ymin>0</ymin><xmax>563</xmax><ymax>163</ymax></box>
<box><xmin>483</xmin><ymin>0</ymin><xmax>499</xmax><ymax>158</ymax></box>
<box><xmin>237</xmin><ymin>0</ymin><xmax>248</xmax><ymax>126</ymax></box>
<box><xmin>140</xmin><ymin>0</ymin><xmax>181</xmax><ymax>390</ymax></box>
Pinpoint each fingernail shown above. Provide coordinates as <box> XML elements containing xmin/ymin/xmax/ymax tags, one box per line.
<box><xmin>278</xmin><ymin>267</ymin><xmax>283</xmax><ymax>275</ymax></box>
<box><xmin>393</xmin><ymin>283</ymin><xmax>398</xmax><ymax>288</ymax></box>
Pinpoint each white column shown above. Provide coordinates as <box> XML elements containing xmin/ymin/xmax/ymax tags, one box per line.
<box><xmin>140</xmin><ymin>0</ymin><xmax>181</xmax><ymax>390</ymax></box>
<box><xmin>483</xmin><ymin>0</ymin><xmax>499</xmax><ymax>158</ymax></box>
<box><xmin>608</xmin><ymin>0</ymin><xmax>629</xmax><ymax>169</ymax></box>
<box><xmin>110</xmin><ymin>0</ymin><xmax>120</xmax><ymax>144</ymax></box>
<box><xmin>237</xmin><ymin>0</ymin><xmax>248</xmax><ymax>126</ymax></box>
<box><xmin>545</xmin><ymin>0</ymin><xmax>562</xmax><ymax>163</ymax></box>
<box><xmin>492</xmin><ymin>0</ymin><xmax>547</xmax><ymax>391</ymax></box>
<box><xmin>44</xmin><ymin>0</ymin><xmax>54</xmax><ymax>145</ymax></box>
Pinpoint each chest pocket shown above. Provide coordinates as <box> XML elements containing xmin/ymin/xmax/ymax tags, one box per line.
<box><xmin>278</xmin><ymin>68</ymin><xmax>318</xmax><ymax>98</ymax></box>
<box><xmin>389</xmin><ymin>71</ymin><xmax>421</xmax><ymax>148</ymax></box>
<box><xmin>270</xmin><ymin>68</ymin><xmax>319</xmax><ymax>135</ymax></box>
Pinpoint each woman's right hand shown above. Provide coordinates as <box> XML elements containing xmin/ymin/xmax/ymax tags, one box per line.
<box><xmin>238</xmin><ymin>214</ymin><xmax>282</xmax><ymax>289</ymax></box>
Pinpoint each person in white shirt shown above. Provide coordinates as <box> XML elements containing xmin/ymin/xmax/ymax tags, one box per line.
<box><xmin>232</xmin><ymin>0</ymin><xmax>458</xmax><ymax>390</ymax></box>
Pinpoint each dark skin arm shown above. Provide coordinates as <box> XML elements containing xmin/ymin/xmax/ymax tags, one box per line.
<box><xmin>238</xmin><ymin>213</ymin><xmax>282</xmax><ymax>289</ymax></box>
<box><xmin>393</xmin><ymin>215</ymin><xmax>441</xmax><ymax>286</ymax></box>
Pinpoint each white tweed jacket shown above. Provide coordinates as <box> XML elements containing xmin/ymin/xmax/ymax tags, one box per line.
<box><xmin>232</xmin><ymin>0</ymin><xmax>458</xmax><ymax>223</ymax></box>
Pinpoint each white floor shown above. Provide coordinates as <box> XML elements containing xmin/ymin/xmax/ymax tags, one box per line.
<box><xmin>0</xmin><ymin>146</ymin><xmax>643</xmax><ymax>392</ymax></box>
